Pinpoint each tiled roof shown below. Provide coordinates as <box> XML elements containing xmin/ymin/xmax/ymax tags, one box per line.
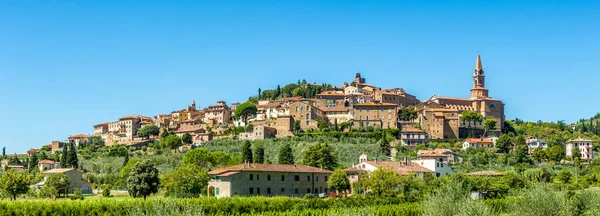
<box><xmin>364</xmin><ymin>160</ymin><xmax>433</xmax><ymax>175</ymax></box>
<box><xmin>468</xmin><ymin>171</ymin><xmax>504</xmax><ymax>176</ymax></box>
<box><xmin>38</xmin><ymin>160</ymin><xmax>55</xmax><ymax>165</ymax></box>
<box><xmin>464</xmin><ymin>138</ymin><xmax>493</xmax><ymax>144</ymax></box>
<box><xmin>119</xmin><ymin>116</ymin><xmax>140</xmax><ymax>120</ymax></box>
<box><xmin>343</xmin><ymin>166</ymin><xmax>362</xmax><ymax>172</ymax></box>
<box><xmin>316</xmin><ymin>91</ymin><xmax>345</xmax><ymax>97</ymax></box>
<box><xmin>418</xmin><ymin>149</ymin><xmax>454</xmax><ymax>157</ymax></box>
<box><xmin>402</xmin><ymin>128</ymin><xmax>425</xmax><ymax>133</ymax></box>
<box><xmin>69</xmin><ymin>134</ymin><xmax>89</xmax><ymax>139</ymax></box>
<box><xmin>27</xmin><ymin>148</ymin><xmax>40</xmax><ymax>153</ymax></box>
<box><xmin>44</xmin><ymin>168</ymin><xmax>81</xmax><ymax>174</ymax></box>
<box><xmin>208</xmin><ymin>163</ymin><xmax>333</xmax><ymax>175</ymax></box>
<box><xmin>94</xmin><ymin>122</ymin><xmax>109</xmax><ymax>127</ymax></box>
<box><xmin>322</xmin><ymin>107</ymin><xmax>351</xmax><ymax>112</ymax></box>
<box><xmin>353</xmin><ymin>102</ymin><xmax>398</xmax><ymax>107</ymax></box>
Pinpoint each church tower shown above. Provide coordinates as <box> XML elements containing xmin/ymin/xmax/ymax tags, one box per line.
<box><xmin>470</xmin><ymin>54</ymin><xmax>489</xmax><ymax>98</ymax></box>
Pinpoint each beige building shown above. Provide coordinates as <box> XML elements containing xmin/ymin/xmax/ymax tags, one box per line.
<box><xmin>374</xmin><ymin>88</ymin><xmax>419</xmax><ymax>107</ymax></box>
<box><xmin>400</xmin><ymin>128</ymin><xmax>427</xmax><ymax>146</ymax></box>
<box><xmin>566</xmin><ymin>138</ymin><xmax>593</xmax><ymax>161</ymax></box>
<box><xmin>51</xmin><ymin>141</ymin><xmax>68</xmax><ymax>153</ymax></box>
<box><xmin>34</xmin><ymin>168</ymin><xmax>92</xmax><ymax>194</ymax></box>
<box><xmin>204</xmin><ymin>101</ymin><xmax>232</xmax><ymax>125</ymax></box>
<box><xmin>38</xmin><ymin>160</ymin><xmax>58</xmax><ymax>171</ymax></box>
<box><xmin>238</xmin><ymin>125</ymin><xmax>277</xmax><ymax>140</ymax></box>
<box><xmin>315</xmin><ymin>91</ymin><xmax>346</xmax><ymax>109</ymax></box>
<box><xmin>526</xmin><ymin>137</ymin><xmax>548</xmax><ymax>154</ymax></box>
<box><xmin>352</xmin><ymin>102</ymin><xmax>398</xmax><ymax>129</ymax></box>
<box><xmin>416</xmin><ymin>54</ymin><xmax>505</xmax><ymax>139</ymax></box>
<box><xmin>462</xmin><ymin>138</ymin><xmax>494</xmax><ymax>150</ymax></box>
<box><xmin>322</xmin><ymin>107</ymin><xmax>353</xmax><ymax>125</ymax></box>
<box><xmin>68</xmin><ymin>134</ymin><xmax>89</xmax><ymax>147</ymax></box>
<box><xmin>207</xmin><ymin>163</ymin><xmax>333</xmax><ymax>198</ymax></box>
<box><xmin>417</xmin><ymin>149</ymin><xmax>459</xmax><ymax>164</ymax></box>
<box><xmin>99</xmin><ymin>115</ymin><xmax>150</xmax><ymax>145</ymax></box>
<box><xmin>288</xmin><ymin>101</ymin><xmax>326</xmax><ymax>130</ymax></box>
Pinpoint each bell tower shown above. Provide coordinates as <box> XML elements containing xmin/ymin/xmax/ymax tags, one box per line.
<box><xmin>470</xmin><ymin>54</ymin><xmax>489</xmax><ymax>98</ymax></box>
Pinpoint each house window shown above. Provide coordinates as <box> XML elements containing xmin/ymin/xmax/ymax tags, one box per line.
<box><xmin>307</xmin><ymin>175</ymin><xmax>311</xmax><ymax>181</ymax></box>
<box><xmin>307</xmin><ymin>188</ymin><xmax>311</xmax><ymax>194</ymax></box>
<box><xmin>249</xmin><ymin>188</ymin><xmax>254</xmax><ymax>194</ymax></box>
<box><xmin>325</xmin><ymin>176</ymin><xmax>328</xmax><ymax>181</ymax></box>
<box><xmin>267</xmin><ymin>188</ymin><xmax>272</xmax><ymax>194</ymax></box>
<box><xmin>216</xmin><ymin>187</ymin><xmax>220</xmax><ymax>195</ymax></box>
<box><xmin>281</xmin><ymin>188</ymin><xmax>285</xmax><ymax>193</ymax></box>
<box><xmin>257</xmin><ymin>187</ymin><xmax>261</xmax><ymax>194</ymax></box>
<box><xmin>294</xmin><ymin>175</ymin><xmax>300</xmax><ymax>181</ymax></box>
<box><xmin>267</xmin><ymin>175</ymin><xmax>271</xmax><ymax>181</ymax></box>
<box><xmin>249</xmin><ymin>174</ymin><xmax>253</xmax><ymax>180</ymax></box>
<box><xmin>281</xmin><ymin>175</ymin><xmax>285</xmax><ymax>181</ymax></box>
<box><xmin>256</xmin><ymin>174</ymin><xmax>259</xmax><ymax>180</ymax></box>
<box><xmin>294</xmin><ymin>188</ymin><xmax>299</xmax><ymax>194</ymax></box>
<box><xmin>316</xmin><ymin>176</ymin><xmax>319</xmax><ymax>182</ymax></box>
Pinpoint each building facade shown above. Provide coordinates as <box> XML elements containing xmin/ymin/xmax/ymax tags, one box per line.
<box><xmin>207</xmin><ymin>163</ymin><xmax>332</xmax><ymax>198</ymax></box>
<box><xmin>525</xmin><ymin>137</ymin><xmax>548</xmax><ymax>154</ymax></box>
<box><xmin>566</xmin><ymin>138</ymin><xmax>593</xmax><ymax>161</ymax></box>
<box><xmin>238</xmin><ymin>126</ymin><xmax>277</xmax><ymax>140</ymax></box>
<box><xmin>352</xmin><ymin>102</ymin><xmax>398</xmax><ymax>129</ymax></box>
<box><xmin>400</xmin><ymin>129</ymin><xmax>427</xmax><ymax>146</ymax></box>
<box><xmin>204</xmin><ymin>101</ymin><xmax>232</xmax><ymax>125</ymax></box>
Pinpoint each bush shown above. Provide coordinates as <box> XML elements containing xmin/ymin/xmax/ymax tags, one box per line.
<box><xmin>102</xmin><ymin>185</ymin><xmax>111</xmax><ymax>197</ymax></box>
<box><xmin>69</xmin><ymin>189</ymin><xmax>84</xmax><ymax>200</ymax></box>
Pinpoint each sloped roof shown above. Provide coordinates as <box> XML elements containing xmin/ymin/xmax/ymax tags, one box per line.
<box><xmin>364</xmin><ymin>160</ymin><xmax>433</xmax><ymax>175</ymax></box>
<box><xmin>69</xmin><ymin>134</ymin><xmax>89</xmax><ymax>139</ymax></box>
<box><xmin>464</xmin><ymin>138</ymin><xmax>493</xmax><ymax>144</ymax></box>
<box><xmin>38</xmin><ymin>160</ymin><xmax>55</xmax><ymax>165</ymax></box>
<box><xmin>418</xmin><ymin>149</ymin><xmax>454</xmax><ymax>157</ymax></box>
<box><xmin>208</xmin><ymin>163</ymin><xmax>333</xmax><ymax>175</ymax></box>
<box><xmin>468</xmin><ymin>170</ymin><xmax>504</xmax><ymax>176</ymax></box>
<box><xmin>44</xmin><ymin>168</ymin><xmax>81</xmax><ymax>174</ymax></box>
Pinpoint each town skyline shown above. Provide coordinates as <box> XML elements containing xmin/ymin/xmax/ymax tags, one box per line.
<box><xmin>3</xmin><ymin>1</ymin><xmax>600</xmax><ymax>152</ymax></box>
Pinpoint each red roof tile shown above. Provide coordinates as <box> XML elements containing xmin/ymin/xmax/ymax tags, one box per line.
<box><xmin>208</xmin><ymin>163</ymin><xmax>333</xmax><ymax>175</ymax></box>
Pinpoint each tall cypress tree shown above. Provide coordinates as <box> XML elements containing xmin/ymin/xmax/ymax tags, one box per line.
<box><xmin>2</xmin><ymin>147</ymin><xmax>5</xmax><ymax>159</ymax></box>
<box><xmin>123</xmin><ymin>152</ymin><xmax>130</xmax><ymax>167</ymax></box>
<box><xmin>67</xmin><ymin>142</ymin><xmax>78</xmax><ymax>169</ymax></box>
<box><xmin>278</xmin><ymin>143</ymin><xmax>294</xmax><ymax>164</ymax></box>
<box><xmin>28</xmin><ymin>153</ymin><xmax>38</xmax><ymax>173</ymax></box>
<box><xmin>60</xmin><ymin>145</ymin><xmax>68</xmax><ymax>168</ymax></box>
<box><xmin>241</xmin><ymin>141</ymin><xmax>253</xmax><ymax>163</ymax></box>
<box><xmin>254</xmin><ymin>144</ymin><xmax>265</xmax><ymax>164</ymax></box>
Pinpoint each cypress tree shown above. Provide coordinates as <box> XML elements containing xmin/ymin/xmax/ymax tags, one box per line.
<box><xmin>123</xmin><ymin>152</ymin><xmax>130</xmax><ymax>167</ymax></box>
<box><xmin>254</xmin><ymin>144</ymin><xmax>265</xmax><ymax>164</ymax></box>
<box><xmin>28</xmin><ymin>154</ymin><xmax>38</xmax><ymax>173</ymax></box>
<box><xmin>241</xmin><ymin>141</ymin><xmax>253</xmax><ymax>163</ymax></box>
<box><xmin>2</xmin><ymin>147</ymin><xmax>5</xmax><ymax>159</ymax></box>
<box><xmin>68</xmin><ymin>142</ymin><xmax>78</xmax><ymax>169</ymax></box>
<box><xmin>60</xmin><ymin>145</ymin><xmax>68</xmax><ymax>168</ymax></box>
<box><xmin>278</xmin><ymin>143</ymin><xmax>294</xmax><ymax>164</ymax></box>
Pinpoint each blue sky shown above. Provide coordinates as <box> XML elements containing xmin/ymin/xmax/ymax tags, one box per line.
<box><xmin>1</xmin><ymin>0</ymin><xmax>599</xmax><ymax>153</ymax></box>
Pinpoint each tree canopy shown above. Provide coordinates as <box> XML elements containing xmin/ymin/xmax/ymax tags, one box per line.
<box><xmin>183</xmin><ymin>148</ymin><xmax>214</xmax><ymax>168</ymax></box>
<box><xmin>45</xmin><ymin>173</ymin><xmax>71</xmax><ymax>198</ymax></box>
<box><xmin>302</xmin><ymin>143</ymin><xmax>338</xmax><ymax>170</ymax></box>
<box><xmin>242</xmin><ymin>141</ymin><xmax>253</xmax><ymax>163</ymax></box>
<box><xmin>328</xmin><ymin>169</ymin><xmax>350</xmax><ymax>193</ymax></box>
<box><xmin>161</xmin><ymin>164</ymin><xmax>210</xmax><ymax>198</ymax></box>
<box><xmin>0</xmin><ymin>170</ymin><xmax>30</xmax><ymax>200</ymax></box>
<box><xmin>126</xmin><ymin>160</ymin><xmax>160</xmax><ymax>200</ymax></box>
<box><xmin>137</xmin><ymin>125</ymin><xmax>160</xmax><ymax>139</ymax></box>
<box><xmin>234</xmin><ymin>102</ymin><xmax>258</xmax><ymax>125</ymax></box>
<box><xmin>278</xmin><ymin>143</ymin><xmax>295</xmax><ymax>164</ymax></box>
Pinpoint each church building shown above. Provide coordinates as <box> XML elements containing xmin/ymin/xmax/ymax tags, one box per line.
<box><xmin>415</xmin><ymin>54</ymin><xmax>505</xmax><ymax>139</ymax></box>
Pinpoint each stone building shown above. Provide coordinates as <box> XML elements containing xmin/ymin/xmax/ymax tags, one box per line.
<box><xmin>416</xmin><ymin>54</ymin><xmax>505</xmax><ymax>139</ymax></box>
<box><xmin>373</xmin><ymin>88</ymin><xmax>419</xmax><ymax>108</ymax></box>
<box><xmin>33</xmin><ymin>168</ymin><xmax>92</xmax><ymax>194</ymax></box>
<box><xmin>566</xmin><ymin>138</ymin><xmax>593</xmax><ymax>161</ymax></box>
<box><xmin>525</xmin><ymin>137</ymin><xmax>548</xmax><ymax>154</ymax></box>
<box><xmin>400</xmin><ymin>128</ymin><xmax>427</xmax><ymax>146</ymax></box>
<box><xmin>238</xmin><ymin>125</ymin><xmax>277</xmax><ymax>140</ymax></box>
<box><xmin>288</xmin><ymin>101</ymin><xmax>325</xmax><ymax>131</ymax></box>
<box><xmin>68</xmin><ymin>134</ymin><xmax>89</xmax><ymax>147</ymax></box>
<box><xmin>207</xmin><ymin>163</ymin><xmax>332</xmax><ymax>198</ymax></box>
<box><xmin>203</xmin><ymin>101</ymin><xmax>232</xmax><ymax>125</ymax></box>
<box><xmin>315</xmin><ymin>91</ymin><xmax>346</xmax><ymax>109</ymax></box>
<box><xmin>352</xmin><ymin>102</ymin><xmax>398</xmax><ymax>129</ymax></box>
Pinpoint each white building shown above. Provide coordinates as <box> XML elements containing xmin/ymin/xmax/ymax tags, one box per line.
<box><xmin>525</xmin><ymin>137</ymin><xmax>547</xmax><ymax>154</ymax></box>
<box><xmin>566</xmin><ymin>138</ymin><xmax>593</xmax><ymax>161</ymax></box>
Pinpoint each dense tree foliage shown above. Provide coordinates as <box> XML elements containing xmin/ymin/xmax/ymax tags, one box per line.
<box><xmin>45</xmin><ymin>173</ymin><xmax>71</xmax><ymax>198</ymax></box>
<box><xmin>241</xmin><ymin>141</ymin><xmax>253</xmax><ymax>163</ymax></box>
<box><xmin>278</xmin><ymin>143</ymin><xmax>295</xmax><ymax>164</ymax></box>
<box><xmin>160</xmin><ymin>135</ymin><xmax>182</xmax><ymax>149</ymax></box>
<box><xmin>137</xmin><ymin>125</ymin><xmax>160</xmax><ymax>139</ymax></box>
<box><xmin>161</xmin><ymin>164</ymin><xmax>210</xmax><ymax>198</ymax></box>
<box><xmin>234</xmin><ymin>102</ymin><xmax>258</xmax><ymax>125</ymax></box>
<box><xmin>302</xmin><ymin>143</ymin><xmax>338</xmax><ymax>170</ymax></box>
<box><xmin>0</xmin><ymin>170</ymin><xmax>30</xmax><ymax>200</ymax></box>
<box><xmin>182</xmin><ymin>148</ymin><xmax>213</xmax><ymax>168</ymax></box>
<box><xmin>254</xmin><ymin>144</ymin><xmax>265</xmax><ymax>164</ymax></box>
<box><xmin>126</xmin><ymin>160</ymin><xmax>160</xmax><ymax>200</ymax></box>
<box><xmin>328</xmin><ymin>169</ymin><xmax>350</xmax><ymax>194</ymax></box>
<box><xmin>181</xmin><ymin>133</ymin><xmax>193</xmax><ymax>145</ymax></box>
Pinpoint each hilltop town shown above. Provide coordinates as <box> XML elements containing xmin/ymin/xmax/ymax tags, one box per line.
<box><xmin>1</xmin><ymin>54</ymin><xmax>599</xmax><ymax>215</ymax></box>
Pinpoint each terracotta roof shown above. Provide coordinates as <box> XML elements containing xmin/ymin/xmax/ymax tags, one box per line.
<box><xmin>38</xmin><ymin>160</ymin><xmax>55</xmax><ymax>165</ymax></box>
<box><xmin>208</xmin><ymin>164</ymin><xmax>333</xmax><ymax>175</ymax></box>
<box><xmin>69</xmin><ymin>134</ymin><xmax>89</xmax><ymax>139</ymax></box>
<box><xmin>257</xmin><ymin>102</ymin><xmax>282</xmax><ymax>109</ymax></box>
<box><xmin>27</xmin><ymin>148</ymin><xmax>40</xmax><ymax>154</ymax></box>
<box><xmin>353</xmin><ymin>102</ymin><xmax>398</xmax><ymax>107</ymax></box>
<box><xmin>468</xmin><ymin>171</ymin><xmax>504</xmax><ymax>176</ymax></box>
<box><xmin>94</xmin><ymin>122</ymin><xmax>109</xmax><ymax>127</ymax></box>
<box><xmin>343</xmin><ymin>166</ymin><xmax>362</xmax><ymax>173</ymax></box>
<box><xmin>418</xmin><ymin>149</ymin><xmax>454</xmax><ymax>157</ymax></box>
<box><xmin>45</xmin><ymin>144</ymin><xmax>52</xmax><ymax>147</ymax></box>
<box><xmin>464</xmin><ymin>138</ymin><xmax>493</xmax><ymax>144</ymax></box>
<box><xmin>316</xmin><ymin>91</ymin><xmax>345</xmax><ymax>97</ymax></box>
<box><xmin>364</xmin><ymin>160</ymin><xmax>433</xmax><ymax>175</ymax></box>
<box><xmin>402</xmin><ymin>129</ymin><xmax>425</xmax><ymax>133</ymax></box>
<box><xmin>322</xmin><ymin>107</ymin><xmax>351</xmax><ymax>112</ymax></box>
<box><xmin>119</xmin><ymin>116</ymin><xmax>140</xmax><ymax>120</ymax></box>
<box><xmin>44</xmin><ymin>168</ymin><xmax>81</xmax><ymax>174</ymax></box>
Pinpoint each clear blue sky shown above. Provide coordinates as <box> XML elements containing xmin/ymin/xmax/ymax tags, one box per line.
<box><xmin>1</xmin><ymin>0</ymin><xmax>599</xmax><ymax>153</ymax></box>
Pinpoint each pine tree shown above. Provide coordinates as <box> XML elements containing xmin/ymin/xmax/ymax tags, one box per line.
<box><xmin>68</xmin><ymin>142</ymin><xmax>78</xmax><ymax>169</ymax></box>
<box><xmin>254</xmin><ymin>144</ymin><xmax>265</xmax><ymax>164</ymax></box>
<box><xmin>123</xmin><ymin>152</ymin><xmax>130</xmax><ymax>167</ymax></box>
<box><xmin>242</xmin><ymin>141</ymin><xmax>253</xmax><ymax>163</ymax></box>
<box><xmin>334</xmin><ymin>119</ymin><xmax>339</xmax><ymax>131</ymax></box>
<box><xmin>60</xmin><ymin>146</ymin><xmax>68</xmax><ymax>168</ymax></box>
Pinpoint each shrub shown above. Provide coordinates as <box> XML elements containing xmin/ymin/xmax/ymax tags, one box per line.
<box><xmin>102</xmin><ymin>185</ymin><xmax>111</xmax><ymax>197</ymax></box>
<box><xmin>69</xmin><ymin>189</ymin><xmax>84</xmax><ymax>200</ymax></box>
